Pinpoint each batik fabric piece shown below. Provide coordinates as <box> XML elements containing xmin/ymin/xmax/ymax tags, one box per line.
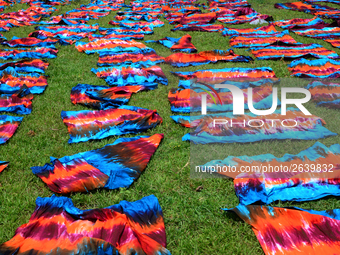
<box><xmin>0</xmin><ymin>59</ymin><xmax>49</xmax><ymax>74</ymax></box>
<box><xmin>273</xmin><ymin>17</ymin><xmax>327</xmax><ymax>29</ymax></box>
<box><xmin>0</xmin><ymin>46</ymin><xmax>58</xmax><ymax>60</ymax></box>
<box><xmin>70</xmin><ymin>84</ymin><xmax>152</xmax><ymax>110</ymax></box>
<box><xmin>168</xmin><ymin>83</ymin><xmax>276</xmax><ymax>113</ymax></box>
<box><xmin>75</xmin><ymin>39</ymin><xmax>148</xmax><ymax>54</ymax></box>
<box><xmin>292</xmin><ymin>26</ymin><xmax>340</xmax><ymax>39</ymax></box>
<box><xmin>250</xmin><ymin>42</ymin><xmax>339</xmax><ymax>60</ymax></box>
<box><xmin>0</xmin><ymin>86</ymin><xmax>33</xmax><ymax>115</ymax></box>
<box><xmin>0</xmin><ymin>194</ymin><xmax>171</xmax><ymax>255</ymax></box>
<box><xmin>307</xmin><ymin>81</ymin><xmax>340</xmax><ymax>108</ymax></box>
<box><xmin>2</xmin><ymin>36</ymin><xmax>58</xmax><ymax>47</ymax></box>
<box><xmin>146</xmin><ymin>34</ymin><xmax>197</xmax><ymax>53</ymax></box>
<box><xmin>171</xmin><ymin>108</ymin><xmax>336</xmax><ymax>144</ymax></box>
<box><xmin>226</xmin><ymin>204</ymin><xmax>340</xmax><ymax>255</ymax></box>
<box><xmin>229</xmin><ymin>31</ymin><xmax>297</xmax><ymax>48</ymax></box>
<box><xmin>171</xmin><ymin>24</ymin><xmax>224</xmax><ymax>32</ymax></box>
<box><xmin>222</xmin><ymin>24</ymin><xmax>277</xmax><ymax>36</ymax></box>
<box><xmin>32</xmin><ymin>134</ymin><xmax>163</xmax><ymax>193</ymax></box>
<box><xmin>92</xmin><ymin>65</ymin><xmax>167</xmax><ymax>86</ymax></box>
<box><xmin>0</xmin><ymin>115</ymin><xmax>23</xmax><ymax>144</ymax></box>
<box><xmin>288</xmin><ymin>58</ymin><xmax>340</xmax><ymax>78</ymax></box>
<box><xmin>164</xmin><ymin>50</ymin><xmax>253</xmax><ymax>67</ymax></box>
<box><xmin>98</xmin><ymin>48</ymin><xmax>164</xmax><ymax>67</ymax></box>
<box><xmin>172</xmin><ymin>67</ymin><xmax>277</xmax><ymax>84</ymax></box>
<box><xmin>61</xmin><ymin>105</ymin><xmax>163</xmax><ymax>143</ymax></box>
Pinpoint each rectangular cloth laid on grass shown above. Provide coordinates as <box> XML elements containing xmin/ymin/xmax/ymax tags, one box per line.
<box><xmin>0</xmin><ymin>115</ymin><xmax>23</xmax><ymax>145</ymax></box>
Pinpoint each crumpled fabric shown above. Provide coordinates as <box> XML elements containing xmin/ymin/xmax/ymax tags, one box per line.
<box><xmin>171</xmin><ymin>108</ymin><xmax>336</xmax><ymax>144</ymax></box>
<box><xmin>222</xmin><ymin>24</ymin><xmax>277</xmax><ymax>36</ymax></box>
<box><xmin>164</xmin><ymin>49</ymin><xmax>253</xmax><ymax>67</ymax></box>
<box><xmin>0</xmin><ymin>46</ymin><xmax>58</xmax><ymax>60</ymax></box>
<box><xmin>0</xmin><ymin>161</ymin><xmax>8</xmax><ymax>173</ymax></box>
<box><xmin>0</xmin><ymin>59</ymin><xmax>49</xmax><ymax>74</ymax></box>
<box><xmin>0</xmin><ymin>194</ymin><xmax>171</xmax><ymax>255</ymax></box>
<box><xmin>0</xmin><ymin>115</ymin><xmax>23</xmax><ymax>145</ymax></box>
<box><xmin>146</xmin><ymin>34</ymin><xmax>197</xmax><ymax>53</ymax></box>
<box><xmin>273</xmin><ymin>17</ymin><xmax>327</xmax><ymax>29</ymax></box>
<box><xmin>0</xmin><ymin>85</ymin><xmax>33</xmax><ymax>115</ymax></box>
<box><xmin>70</xmin><ymin>83</ymin><xmax>153</xmax><ymax>109</ymax></box>
<box><xmin>61</xmin><ymin>105</ymin><xmax>163</xmax><ymax>143</ymax></box>
<box><xmin>2</xmin><ymin>36</ymin><xmax>58</xmax><ymax>47</ymax></box>
<box><xmin>226</xmin><ymin>204</ymin><xmax>340</xmax><ymax>255</ymax></box>
<box><xmin>171</xmin><ymin>23</ymin><xmax>224</xmax><ymax>32</ymax></box>
<box><xmin>32</xmin><ymin>134</ymin><xmax>163</xmax><ymax>193</ymax></box>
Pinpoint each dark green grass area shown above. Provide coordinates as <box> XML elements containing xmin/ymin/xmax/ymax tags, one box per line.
<box><xmin>1</xmin><ymin>0</ymin><xmax>340</xmax><ymax>254</ymax></box>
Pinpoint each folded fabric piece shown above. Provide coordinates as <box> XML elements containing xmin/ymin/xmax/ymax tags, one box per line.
<box><xmin>250</xmin><ymin>42</ymin><xmax>339</xmax><ymax>60</ymax></box>
<box><xmin>0</xmin><ymin>194</ymin><xmax>171</xmax><ymax>255</ymax></box>
<box><xmin>293</xmin><ymin>26</ymin><xmax>340</xmax><ymax>39</ymax></box>
<box><xmin>0</xmin><ymin>33</ymin><xmax>6</xmax><ymax>42</ymax></box>
<box><xmin>273</xmin><ymin>17</ymin><xmax>327</xmax><ymax>29</ymax></box>
<box><xmin>99</xmin><ymin>26</ymin><xmax>154</xmax><ymax>35</ymax></box>
<box><xmin>61</xmin><ymin>105</ymin><xmax>162</xmax><ymax>143</ymax></box>
<box><xmin>92</xmin><ymin>65</ymin><xmax>167</xmax><ymax>86</ymax></box>
<box><xmin>0</xmin><ymin>46</ymin><xmax>58</xmax><ymax>60</ymax></box>
<box><xmin>226</xmin><ymin>204</ymin><xmax>340</xmax><ymax>255</ymax></box>
<box><xmin>32</xmin><ymin>134</ymin><xmax>163</xmax><ymax>193</ymax></box>
<box><xmin>307</xmin><ymin>81</ymin><xmax>340</xmax><ymax>108</ymax></box>
<box><xmin>0</xmin><ymin>161</ymin><xmax>8</xmax><ymax>173</ymax></box>
<box><xmin>164</xmin><ymin>50</ymin><xmax>253</xmax><ymax>67</ymax></box>
<box><xmin>70</xmin><ymin>84</ymin><xmax>152</xmax><ymax>109</ymax></box>
<box><xmin>274</xmin><ymin>1</ymin><xmax>338</xmax><ymax>16</ymax></box>
<box><xmin>0</xmin><ymin>115</ymin><xmax>23</xmax><ymax>144</ymax></box>
<box><xmin>75</xmin><ymin>39</ymin><xmax>148</xmax><ymax>54</ymax></box>
<box><xmin>0</xmin><ymin>86</ymin><xmax>33</xmax><ymax>115</ymax></box>
<box><xmin>325</xmin><ymin>38</ymin><xmax>340</xmax><ymax>48</ymax></box>
<box><xmin>217</xmin><ymin>11</ymin><xmax>270</xmax><ymax>24</ymax></box>
<box><xmin>109</xmin><ymin>19</ymin><xmax>164</xmax><ymax>29</ymax></box>
<box><xmin>2</xmin><ymin>36</ymin><xmax>58</xmax><ymax>47</ymax></box>
<box><xmin>29</xmin><ymin>30</ymin><xmax>90</xmax><ymax>44</ymax></box>
<box><xmin>222</xmin><ymin>24</ymin><xmax>277</xmax><ymax>36</ymax></box>
<box><xmin>98</xmin><ymin>48</ymin><xmax>164</xmax><ymax>67</ymax></box>
<box><xmin>288</xmin><ymin>58</ymin><xmax>340</xmax><ymax>78</ymax></box>
<box><xmin>0</xmin><ymin>71</ymin><xmax>48</xmax><ymax>94</ymax></box>
<box><xmin>168</xmin><ymin>12</ymin><xmax>217</xmax><ymax>25</ymax></box>
<box><xmin>229</xmin><ymin>31</ymin><xmax>297</xmax><ymax>48</ymax></box>
<box><xmin>172</xmin><ymin>67</ymin><xmax>277</xmax><ymax>84</ymax></box>
<box><xmin>146</xmin><ymin>34</ymin><xmax>197</xmax><ymax>53</ymax></box>
<box><xmin>168</xmin><ymin>83</ymin><xmax>276</xmax><ymax>113</ymax></box>
<box><xmin>34</xmin><ymin>24</ymin><xmax>99</xmax><ymax>32</ymax></box>
<box><xmin>0</xmin><ymin>59</ymin><xmax>49</xmax><ymax>73</ymax></box>
<box><xmin>171</xmin><ymin>24</ymin><xmax>224</xmax><ymax>32</ymax></box>
<box><xmin>171</xmin><ymin>108</ymin><xmax>336</xmax><ymax>144</ymax></box>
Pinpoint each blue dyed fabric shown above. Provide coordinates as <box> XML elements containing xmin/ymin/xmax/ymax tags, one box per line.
<box><xmin>288</xmin><ymin>58</ymin><xmax>340</xmax><ymax>78</ymax></box>
<box><xmin>0</xmin><ymin>46</ymin><xmax>57</xmax><ymax>60</ymax></box>
<box><xmin>0</xmin><ymin>62</ymin><xmax>46</xmax><ymax>74</ymax></box>
<box><xmin>35</xmin><ymin>24</ymin><xmax>98</xmax><ymax>33</ymax></box>
<box><xmin>99</xmin><ymin>27</ymin><xmax>154</xmax><ymax>35</ymax></box>
<box><xmin>0</xmin><ymin>115</ymin><xmax>23</xmax><ymax>144</ymax></box>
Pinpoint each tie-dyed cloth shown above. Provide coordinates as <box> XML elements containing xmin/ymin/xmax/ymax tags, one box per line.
<box><xmin>32</xmin><ymin>134</ymin><xmax>163</xmax><ymax>193</ymax></box>
<box><xmin>98</xmin><ymin>26</ymin><xmax>154</xmax><ymax>35</ymax></box>
<box><xmin>229</xmin><ymin>31</ymin><xmax>297</xmax><ymax>48</ymax></box>
<box><xmin>201</xmin><ymin>141</ymin><xmax>340</xmax><ymax>204</ymax></box>
<box><xmin>0</xmin><ymin>33</ymin><xmax>6</xmax><ymax>42</ymax></box>
<box><xmin>167</xmin><ymin>12</ymin><xmax>217</xmax><ymax>25</ymax></box>
<box><xmin>98</xmin><ymin>48</ymin><xmax>164</xmax><ymax>67</ymax></box>
<box><xmin>61</xmin><ymin>105</ymin><xmax>162</xmax><ymax>143</ymax></box>
<box><xmin>171</xmin><ymin>24</ymin><xmax>224</xmax><ymax>32</ymax></box>
<box><xmin>109</xmin><ymin>19</ymin><xmax>164</xmax><ymax>29</ymax></box>
<box><xmin>75</xmin><ymin>39</ymin><xmax>148</xmax><ymax>54</ymax></box>
<box><xmin>0</xmin><ymin>115</ymin><xmax>23</xmax><ymax>144</ymax></box>
<box><xmin>216</xmin><ymin>8</ymin><xmax>271</xmax><ymax>24</ymax></box>
<box><xmin>0</xmin><ymin>161</ymin><xmax>8</xmax><ymax>173</ymax></box>
<box><xmin>292</xmin><ymin>26</ymin><xmax>340</xmax><ymax>39</ymax></box>
<box><xmin>222</xmin><ymin>24</ymin><xmax>277</xmax><ymax>36</ymax></box>
<box><xmin>164</xmin><ymin>50</ymin><xmax>253</xmax><ymax>67</ymax></box>
<box><xmin>274</xmin><ymin>1</ymin><xmax>340</xmax><ymax>17</ymax></box>
<box><xmin>92</xmin><ymin>65</ymin><xmax>167</xmax><ymax>86</ymax></box>
<box><xmin>0</xmin><ymin>86</ymin><xmax>33</xmax><ymax>115</ymax></box>
<box><xmin>0</xmin><ymin>46</ymin><xmax>58</xmax><ymax>60</ymax></box>
<box><xmin>168</xmin><ymin>83</ymin><xmax>277</xmax><ymax>113</ymax></box>
<box><xmin>146</xmin><ymin>34</ymin><xmax>197</xmax><ymax>53</ymax></box>
<box><xmin>273</xmin><ymin>17</ymin><xmax>327</xmax><ymax>29</ymax></box>
<box><xmin>70</xmin><ymin>84</ymin><xmax>153</xmax><ymax>109</ymax></box>
<box><xmin>29</xmin><ymin>30</ymin><xmax>91</xmax><ymax>44</ymax></box>
<box><xmin>307</xmin><ymin>81</ymin><xmax>340</xmax><ymax>108</ymax></box>
<box><xmin>172</xmin><ymin>67</ymin><xmax>277</xmax><ymax>84</ymax></box>
<box><xmin>0</xmin><ymin>71</ymin><xmax>48</xmax><ymax>94</ymax></box>
<box><xmin>288</xmin><ymin>58</ymin><xmax>340</xmax><ymax>78</ymax></box>
<box><xmin>0</xmin><ymin>194</ymin><xmax>171</xmax><ymax>255</ymax></box>
<box><xmin>250</xmin><ymin>42</ymin><xmax>339</xmax><ymax>60</ymax></box>
<box><xmin>226</xmin><ymin>204</ymin><xmax>340</xmax><ymax>255</ymax></box>
<box><xmin>88</xmin><ymin>33</ymin><xmax>144</xmax><ymax>41</ymax></box>
<box><xmin>1</xmin><ymin>36</ymin><xmax>58</xmax><ymax>47</ymax></box>
<box><xmin>171</xmin><ymin>108</ymin><xmax>336</xmax><ymax>144</ymax></box>
<box><xmin>0</xmin><ymin>59</ymin><xmax>49</xmax><ymax>74</ymax></box>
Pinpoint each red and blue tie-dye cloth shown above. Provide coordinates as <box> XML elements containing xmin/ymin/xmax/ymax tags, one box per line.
<box><xmin>0</xmin><ymin>115</ymin><xmax>23</xmax><ymax>145</ymax></box>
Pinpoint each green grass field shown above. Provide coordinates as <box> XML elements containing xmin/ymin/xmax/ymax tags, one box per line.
<box><xmin>1</xmin><ymin>0</ymin><xmax>340</xmax><ymax>254</ymax></box>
